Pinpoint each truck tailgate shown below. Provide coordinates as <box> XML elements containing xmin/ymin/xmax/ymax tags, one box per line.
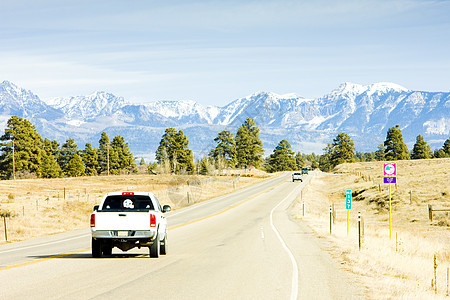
<box><xmin>94</xmin><ymin>212</ymin><xmax>151</xmax><ymax>231</ymax></box>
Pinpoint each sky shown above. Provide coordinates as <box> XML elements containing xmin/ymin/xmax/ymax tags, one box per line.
<box><xmin>1</xmin><ymin>0</ymin><xmax>449</xmax><ymax>106</ymax></box>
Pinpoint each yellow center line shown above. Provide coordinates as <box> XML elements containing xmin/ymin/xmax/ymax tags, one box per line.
<box><xmin>0</xmin><ymin>178</ymin><xmax>289</xmax><ymax>271</ymax></box>
<box><xmin>168</xmin><ymin>178</ymin><xmax>288</xmax><ymax>230</ymax></box>
<box><xmin>0</xmin><ymin>248</ymin><xmax>91</xmax><ymax>271</ymax></box>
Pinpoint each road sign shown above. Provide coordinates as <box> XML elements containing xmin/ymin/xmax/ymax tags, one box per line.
<box><xmin>346</xmin><ymin>189</ymin><xmax>352</xmax><ymax>209</ymax></box>
<box><xmin>383</xmin><ymin>163</ymin><xmax>397</xmax><ymax>176</ymax></box>
<box><xmin>384</xmin><ymin>177</ymin><xmax>397</xmax><ymax>184</ymax></box>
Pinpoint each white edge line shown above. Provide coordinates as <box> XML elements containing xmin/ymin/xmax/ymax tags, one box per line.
<box><xmin>0</xmin><ymin>234</ymin><xmax>91</xmax><ymax>254</ymax></box>
<box><xmin>270</xmin><ymin>185</ymin><xmax>301</xmax><ymax>300</ymax></box>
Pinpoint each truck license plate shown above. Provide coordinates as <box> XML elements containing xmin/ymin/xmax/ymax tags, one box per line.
<box><xmin>118</xmin><ymin>231</ymin><xmax>128</xmax><ymax>237</ymax></box>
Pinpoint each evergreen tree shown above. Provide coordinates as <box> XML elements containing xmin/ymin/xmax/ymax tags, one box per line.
<box><xmin>384</xmin><ymin>125</ymin><xmax>409</xmax><ymax>160</ymax></box>
<box><xmin>199</xmin><ymin>157</ymin><xmax>210</xmax><ymax>175</ymax></box>
<box><xmin>266</xmin><ymin>140</ymin><xmax>296</xmax><ymax>173</ymax></box>
<box><xmin>235</xmin><ymin>117</ymin><xmax>264</xmax><ymax>168</ymax></box>
<box><xmin>374</xmin><ymin>144</ymin><xmax>386</xmax><ymax>161</ymax></box>
<box><xmin>434</xmin><ymin>148</ymin><xmax>446</xmax><ymax>158</ymax></box>
<box><xmin>210</xmin><ymin>130</ymin><xmax>236</xmax><ymax>167</ymax></box>
<box><xmin>139</xmin><ymin>158</ymin><xmax>146</xmax><ymax>166</ymax></box>
<box><xmin>156</xmin><ymin>128</ymin><xmax>194</xmax><ymax>174</ymax></box>
<box><xmin>43</xmin><ymin>138</ymin><xmax>60</xmax><ymax>157</ymax></box>
<box><xmin>58</xmin><ymin>138</ymin><xmax>80</xmax><ymax>175</ymax></box>
<box><xmin>366</xmin><ymin>152</ymin><xmax>374</xmax><ymax>161</ymax></box>
<box><xmin>111</xmin><ymin>135</ymin><xmax>136</xmax><ymax>174</ymax></box>
<box><xmin>98</xmin><ymin>132</ymin><xmax>110</xmax><ymax>174</ymax></box>
<box><xmin>66</xmin><ymin>153</ymin><xmax>85</xmax><ymax>177</ymax></box>
<box><xmin>0</xmin><ymin>116</ymin><xmax>43</xmax><ymax>179</ymax></box>
<box><xmin>81</xmin><ymin>143</ymin><xmax>99</xmax><ymax>176</ymax></box>
<box><xmin>319</xmin><ymin>143</ymin><xmax>332</xmax><ymax>172</ymax></box>
<box><xmin>444</xmin><ymin>138</ymin><xmax>450</xmax><ymax>156</ymax></box>
<box><xmin>411</xmin><ymin>135</ymin><xmax>431</xmax><ymax>159</ymax></box>
<box><xmin>40</xmin><ymin>138</ymin><xmax>62</xmax><ymax>178</ymax></box>
<box><xmin>329</xmin><ymin>132</ymin><xmax>355</xmax><ymax>168</ymax></box>
<box><xmin>295</xmin><ymin>152</ymin><xmax>305</xmax><ymax>169</ymax></box>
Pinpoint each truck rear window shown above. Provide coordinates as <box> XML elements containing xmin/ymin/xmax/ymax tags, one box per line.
<box><xmin>100</xmin><ymin>195</ymin><xmax>155</xmax><ymax>212</ymax></box>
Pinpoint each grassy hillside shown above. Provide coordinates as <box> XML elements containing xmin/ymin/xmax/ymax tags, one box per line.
<box><xmin>293</xmin><ymin>158</ymin><xmax>449</xmax><ymax>299</ymax></box>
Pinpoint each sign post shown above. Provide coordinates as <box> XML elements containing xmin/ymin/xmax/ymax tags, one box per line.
<box><xmin>383</xmin><ymin>163</ymin><xmax>397</xmax><ymax>239</ymax></box>
<box><xmin>346</xmin><ymin>190</ymin><xmax>352</xmax><ymax>235</ymax></box>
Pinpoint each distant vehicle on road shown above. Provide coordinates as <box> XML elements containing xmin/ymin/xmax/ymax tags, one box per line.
<box><xmin>301</xmin><ymin>168</ymin><xmax>309</xmax><ymax>175</ymax></box>
<box><xmin>292</xmin><ymin>172</ymin><xmax>303</xmax><ymax>182</ymax></box>
<box><xmin>90</xmin><ymin>191</ymin><xmax>171</xmax><ymax>258</ymax></box>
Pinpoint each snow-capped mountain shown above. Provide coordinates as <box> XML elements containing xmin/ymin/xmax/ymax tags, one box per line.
<box><xmin>0</xmin><ymin>80</ymin><xmax>448</xmax><ymax>158</ymax></box>
<box><xmin>49</xmin><ymin>91</ymin><xmax>127</xmax><ymax>120</ymax></box>
<box><xmin>0</xmin><ymin>80</ymin><xmax>63</xmax><ymax>121</ymax></box>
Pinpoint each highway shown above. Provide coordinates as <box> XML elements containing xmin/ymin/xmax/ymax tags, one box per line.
<box><xmin>0</xmin><ymin>173</ymin><xmax>362</xmax><ymax>299</ymax></box>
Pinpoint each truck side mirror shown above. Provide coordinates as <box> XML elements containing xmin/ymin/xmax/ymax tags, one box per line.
<box><xmin>93</xmin><ymin>205</ymin><xmax>99</xmax><ymax>212</ymax></box>
<box><xmin>163</xmin><ymin>205</ymin><xmax>171</xmax><ymax>213</ymax></box>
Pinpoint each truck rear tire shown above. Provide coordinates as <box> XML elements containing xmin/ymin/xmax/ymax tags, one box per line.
<box><xmin>149</xmin><ymin>232</ymin><xmax>160</xmax><ymax>258</ymax></box>
<box><xmin>92</xmin><ymin>238</ymin><xmax>102</xmax><ymax>258</ymax></box>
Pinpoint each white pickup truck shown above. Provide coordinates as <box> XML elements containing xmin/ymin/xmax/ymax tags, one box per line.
<box><xmin>90</xmin><ymin>191</ymin><xmax>171</xmax><ymax>258</ymax></box>
<box><xmin>292</xmin><ymin>172</ymin><xmax>303</xmax><ymax>182</ymax></box>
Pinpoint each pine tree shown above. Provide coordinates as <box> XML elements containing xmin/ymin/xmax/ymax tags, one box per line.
<box><xmin>210</xmin><ymin>130</ymin><xmax>236</xmax><ymax>167</ymax></box>
<box><xmin>319</xmin><ymin>143</ymin><xmax>332</xmax><ymax>172</ymax></box>
<box><xmin>235</xmin><ymin>117</ymin><xmax>264</xmax><ymax>168</ymax></box>
<box><xmin>444</xmin><ymin>138</ymin><xmax>450</xmax><ymax>156</ymax></box>
<box><xmin>374</xmin><ymin>144</ymin><xmax>386</xmax><ymax>161</ymax></box>
<box><xmin>81</xmin><ymin>143</ymin><xmax>99</xmax><ymax>176</ymax></box>
<box><xmin>0</xmin><ymin>116</ymin><xmax>43</xmax><ymax>179</ymax></box>
<box><xmin>40</xmin><ymin>151</ymin><xmax>62</xmax><ymax>178</ymax></box>
<box><xmin>295</xmin><ymin>152</ymin><xmax>305</xmax><ymax>169</ymax></box>
<box><xmin>66</xmin><ymin>153</ymin><xmax>85</xmax><ymax>177</ymax></box>
<box><xmin>329</xmin><ymin>132</ymin><xmax>355</xmax><ymax>168</ymax></box>
<box><xmin>411</xmin><ymin>135</ymin><xmax>431</xmax><ymax>159</ymax></box>
<box><xmin>266</xmin><ymin>140</ymin><xmax>296</xmax><ymax>173</ymax></box>
<box><xmin>199</xmin><ymin>157</ymin><xmax>210</xmax><ymax>175</ymax></box>
<box><xmin>111</xmin><ymin>135</ymin><xmax>136</xmax><ymax>174</ymax></box>
<box><xmin>434</xmin><ymin>148</ymin><xmax>446</xmax><ymax>158</ymax></box>
<box><xmin>156</xmin><ymin>128</ymin><xmax>194</xmax><ymax>174</ymax></box>
<box><xmin>98</xmin><ymin>132</ymin><xmax>110</xmax><ymax>174</ymax></box>
<box><xmin>384</xmin><ymin>125</ymin><xmax>409</xmax><ymax>160</ymax></box>
<box><xmin>58</xmin><ymin>138</ymin><xmax>80</xmax><ymax>175</ymax></box>
<box><xmin>40</xmin><ymin>138</ymin><xmax>62</xmax><ymax>178</ymax></box>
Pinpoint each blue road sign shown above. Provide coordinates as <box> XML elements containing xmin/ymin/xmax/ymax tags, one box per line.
<box><xmin>384</xmin><ymin>177</ymin><xmax>397</xmax><ymax>184</ymax></box>
<box><xmin>346</xmin><ymin>189</ymin><xmax>352</xmax><ymax>209</ymax></box>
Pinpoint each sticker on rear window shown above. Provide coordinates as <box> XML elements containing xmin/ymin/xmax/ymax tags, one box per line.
<box><xmin>123</xmin><ymin>199</ymin><xmax>134</xmax><ymax>209</ymax></box>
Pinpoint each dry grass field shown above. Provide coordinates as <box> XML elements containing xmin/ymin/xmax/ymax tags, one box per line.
<box><xmin>0</xmin><ymin>170</ymin><xmax>271</xmax><ymax>244</ymax></box>
<box><xmin>292</xmin><ymin>158</ymin><xmax>450</xmax><ymax>299</ymax></box>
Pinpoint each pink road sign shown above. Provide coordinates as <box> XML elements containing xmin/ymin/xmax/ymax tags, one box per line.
<box><xmin>383</xmin><ymin>163</ymin><xmax>397</xmax><ymax>177</ymax></box>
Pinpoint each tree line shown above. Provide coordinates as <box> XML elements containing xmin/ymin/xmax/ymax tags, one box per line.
<box><xmin>0</xmin><ymin>115</ymin><xmax>449</xmax><ymax>179</ymax></box>
<box><xmin>0</xmin><ymin>116</ymin><xmax>136</xmax><ymax>179</ymax></box>
<box><xmin>317</xmin><ymin>125</ymin><xmax>450</xmax><ymax>172</ymax></box>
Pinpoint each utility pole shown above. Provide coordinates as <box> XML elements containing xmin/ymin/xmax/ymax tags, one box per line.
<box><xmin>107</xmin><ymin>143</ymin><xmax>110</xmax><ymax>176</ymax></box>
<box><xmin>12</xmin><ymin>139</ymin><xmax>16</xmax><ymax>180</ymax></box>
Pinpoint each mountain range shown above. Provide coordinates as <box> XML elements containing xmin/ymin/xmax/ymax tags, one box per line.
<box><xmin>0</xmin><ymin>80</ymin><xmax>449</xmax><ymax>161</ymax></box>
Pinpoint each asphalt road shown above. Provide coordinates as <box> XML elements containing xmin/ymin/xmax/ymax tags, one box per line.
<box><xmin>0</xmin><ymin>173</ymin><xmax>362</xmax><ymax>299</ymax></box>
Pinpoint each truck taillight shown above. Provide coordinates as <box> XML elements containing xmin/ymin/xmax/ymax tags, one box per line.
<box><xmin>90</xmin><ymin>214</ymin><xmax>95</xmax><ymax>227</ymax></box>
<box><xmin>150</xmin><ymin>214</ymin><xmax>156</xmax><ymax>227</ymax></box>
